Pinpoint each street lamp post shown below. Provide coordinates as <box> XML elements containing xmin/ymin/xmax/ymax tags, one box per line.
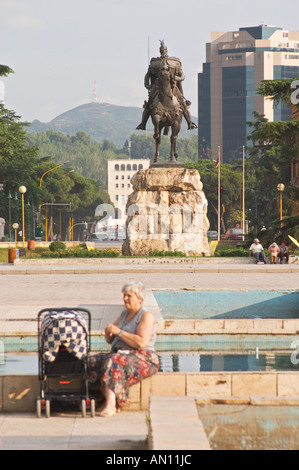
<box><xmin>8</xmin><ymin>191</ymin><xmax>12</xmax><ymax>242</ymax></box>
<box><xmin>19</xmin><ymin>186</ymin><xmax>27</xmax><ymax>248</ymax></box>
<box><xmin>277</xmin><ymin>183</ymin><xmax>285</xmax><ymax>228</ymax></box>
<box><xmin>242</xmin><ymin>146</ymin><xmax>245</xmax><ymax>241</ymax></box>
<box><xmin>12</xmin><ymin>223</ymin><xmax>19</xmax><ymax>249</ymax></box>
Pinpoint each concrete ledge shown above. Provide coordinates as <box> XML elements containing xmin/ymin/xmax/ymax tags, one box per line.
<box><xmin>0</xmin><ymin>257</ymin><xmax>297</xmax><ymax>275</ymax></box>
<box><xmin>156</xmin><ymin>319</ymin><xmax>299</xmax><ymax>334</ymax></box>
<box><xmin>2</xmin><ymin>266</ymin><xmax>299</xmax><ymax>275</ymax></box>
<box><xmin>2</xmin><ymin>372</ymin><xmax>299</xmax><ymax>413</ymax></box>
<box><xmin>12</xmin><ymin>257</ymin><xmax>257</xmax><ymax>266</ymax></box>
<box><xmin>3</xmin><ymin>317</ymin><xmax>299</xmax><ymax>338</ymax></box>
<box><xmin>148</xmin><ymin>396</ymin><xmax>211</xmax><ymax>450</ymax></box>
<box><xmin>196</xmin><ymin>395</ymin><xmax>299</xmax><ymax>406</ymax></box>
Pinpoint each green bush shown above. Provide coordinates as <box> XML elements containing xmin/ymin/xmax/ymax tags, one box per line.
<box><xmin>49</xmin><ymin>241</ymin><xmax>67</xmax><ymax>252</ymax></box>
<box><xmin>214</xmin><ymin>247</ymin><xmax>248</xmax><ymax>257</ymax></box>
<box><xmin>40</xmin><ymin>248</ymin><xmax>120</xmax><ymax>258</ymax></box>
<box><xmin>148</xmin><ymin>249</ymin><xmax>187</xmax><ymax>257</ymax></box>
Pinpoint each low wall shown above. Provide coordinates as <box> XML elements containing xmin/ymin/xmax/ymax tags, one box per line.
<box><xmin>2</xmin><ymin>320</ymin><xmax>299</xmax><ymax>353</ymax></box>
<box><xmin>1</xmin><ymin>371</ymin><xmax>299</xmax><ymax>413</ymax></box>
<box><xmin>157</xmin><ymin>318</ymin><xmax>299</xmax><ymax>333</ymax></box>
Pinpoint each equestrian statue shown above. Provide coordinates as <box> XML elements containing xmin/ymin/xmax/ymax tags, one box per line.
<box><xmin>137</xmin><ymin>41</ymin><xmax>197</xmax><ymax>163</ymax></box>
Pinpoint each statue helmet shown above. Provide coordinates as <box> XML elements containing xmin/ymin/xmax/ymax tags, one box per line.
<box><xmin>159</xmin><ymin>40</ymin><xmax>168</xmax><ymax>56</ymax></box>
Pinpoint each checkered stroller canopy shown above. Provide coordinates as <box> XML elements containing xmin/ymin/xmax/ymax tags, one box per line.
<box><xmin>41</xmin><ymin>310</ymin><xmax>88</xmax><ymax>362</ymax></box>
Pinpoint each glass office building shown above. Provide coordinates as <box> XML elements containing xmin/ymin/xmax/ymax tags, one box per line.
<box><xmin>198</xmin><ymin>25</ymin><xmax>299</xmax><ymax>163</ymax></box>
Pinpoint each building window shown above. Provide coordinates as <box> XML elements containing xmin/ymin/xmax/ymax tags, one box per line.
<box><xmin>115</xmin><ymin>164</ymin><xmax>119</xmax><ymax>171</ymax></box>
<box><xmin>115</xmin><ymin>175</ymin><xmax>119</xmax><ymax>180</ymax></box>
<box><xmin>128</xmin><ymin>175</ymin><xmax>130</xmax><ymax>179</ymax></box>
<box><xmin>127</xmin><ymin>164</ymin><xmax>131</xmax><ymax>171</ymax></box>
<box><xmin>133</xmin><ymin>164</ymin><xmax>137</xmax><ymax>171</ymax></box>
<box><xmin>121</xmin><ymin>164</ymin><xmax>125</xmax><ymax>171</ymax></box>
<box><xmin>122</xmin><ymin>184</ymin><xmax>125</xmax><ymax>188</ymax></box>
<box><xmin>116</xmin><ymin>184</ymin><xmax>119</xmax><ymax>188</ymax></box>
<box><xmin>138</xmin><ymin>164</ymin><xmax>143</xmax><ymax>170</ymax></box>
<box><xmin>116</xmin><ymin>195</ymin><xmax>119</xmax><ymax>201</ymax></box>
<box><xmin>128</xmin><ymin>183</ymin><xmax>131</xmax><ymax>188</ymax></box>
<box><xmin>275</xmin><ymin>42</ymin><xmax>289</xmax><ymax>48</ymax></box>
<box><xmin>225</xmin><ymin>55</ymin><xmax>242</xmax><ymax>61</ymax></box>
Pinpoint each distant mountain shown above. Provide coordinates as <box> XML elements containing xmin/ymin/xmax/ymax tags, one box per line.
<box><xmin>28</xmin><ymin>102</ymin><xmax>198</xmax><ymax>148</ymax></box>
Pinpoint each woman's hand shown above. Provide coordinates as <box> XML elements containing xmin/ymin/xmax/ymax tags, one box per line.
<box><xmin>106</xmin><ymin>323</ymin><xmax>121</xmax><ymax>337</ymax></box>
<box><xmin>105</xmin><ymin>322</ymin><xmax>121</xmax><ymax>344</ymax></box>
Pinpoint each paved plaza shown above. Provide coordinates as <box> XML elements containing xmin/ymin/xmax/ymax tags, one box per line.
<box><xmin>1</xmin><ymin>261</ymin><xmax>299</xmax><ymax>333</ymax></box>
<box><xmin>0</xmin><ymin>260</ymin><xmax>298</xmax><ymax>450</ymax></box>
<box><xmin>0</xmin><ymin>411</ymin><xmax>148</xmax><ymax>451</ymax></box>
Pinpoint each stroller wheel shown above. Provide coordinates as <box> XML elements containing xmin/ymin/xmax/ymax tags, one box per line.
<box><xmin>45</xmin><ymin>400</ymin><xmax>51</xmax><ymax>418</ymax></box>
<box><xmin>81</xmin><ymin>399</ymin><xmax>87</xmax><ymax>418</ymax></box>
<box><xmin>36</xmin><ymin>398</ymin><xmax>42</xmax><ymax>419</ymax></box>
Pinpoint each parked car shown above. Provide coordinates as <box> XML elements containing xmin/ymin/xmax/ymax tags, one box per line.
<box><xmin>207</xmin><ymin>231</ymin><xmax>218</xmax><ymax>240</ymax></box>
<box><xmin>221</xmin><ymin>228</ymin><xmax>243</xmax><ymax>240</ymax></box>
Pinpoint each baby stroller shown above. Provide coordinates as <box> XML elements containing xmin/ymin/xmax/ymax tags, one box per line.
<box><xmin>36</xmin><ymin>307</ymin><xmax>95</xmax><ymax>418</ymax></box>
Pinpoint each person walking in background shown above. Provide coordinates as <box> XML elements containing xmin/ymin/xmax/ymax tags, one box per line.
<box><xmin>249</xmin><ymin>238</ymin><xmax>267</xmax><ymax>264</ymax></box>
<box><xmin>268</xmin><ymin>242</ymin><xmax>280</xmax><ymax>264</ymax></box>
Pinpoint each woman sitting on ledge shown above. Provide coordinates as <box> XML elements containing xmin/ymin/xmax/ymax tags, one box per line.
<box><xmin>89</xmin><ymin>280</ymin><xmax>159</xmax><ymax>417</ymax></box>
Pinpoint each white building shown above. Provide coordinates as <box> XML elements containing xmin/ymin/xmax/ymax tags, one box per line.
<box><xmin>107</xmin><ymin>159</ymin><xmax>150</xmax><ymax>219</ymax></box>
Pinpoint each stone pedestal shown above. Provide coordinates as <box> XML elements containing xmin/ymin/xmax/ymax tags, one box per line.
<box><xmin>122</xmin><ymin>167</ymin><xmax>210</xmax><ymax>256</ymax></box>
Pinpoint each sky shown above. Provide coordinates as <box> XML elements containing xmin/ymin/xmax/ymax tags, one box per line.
<box><xmin>1</xmin><ymin>0</ymin><xmax>299</xmax><ymax>123</ymax></box>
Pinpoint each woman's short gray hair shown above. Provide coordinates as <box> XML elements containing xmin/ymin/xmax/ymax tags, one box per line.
<box><xmin>122</xmin><ymin>280</ymin><xmax>145</xmax><ymax>301</ymax></box>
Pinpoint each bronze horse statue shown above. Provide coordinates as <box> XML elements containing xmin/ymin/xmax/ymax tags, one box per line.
<box><xmin>151</xmin><ymin>64</ymin><xmax>183</xmax><ymax>163</ymax></box>
<box><xmin>137</xmin><ymin>41</ymin><xmax>197</xmax><ymax>163</ymax></box>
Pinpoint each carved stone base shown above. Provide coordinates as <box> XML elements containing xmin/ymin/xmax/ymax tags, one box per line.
<box><xmin>122</xmin><ymin>167</ymin><xmax>210</xmax><ymax>257</ymax></box>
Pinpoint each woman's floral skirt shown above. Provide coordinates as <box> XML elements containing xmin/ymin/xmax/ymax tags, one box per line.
<box><xmin>88</xmin><ymin>349</ymin><xmax>160</xmax><ymax>408</ymax></box>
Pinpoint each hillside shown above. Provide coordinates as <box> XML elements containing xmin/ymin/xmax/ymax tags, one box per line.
<box><xmin>28</xmin><ymin>102</ymin><xmax>198</xmax><ymax>148</ymax></box>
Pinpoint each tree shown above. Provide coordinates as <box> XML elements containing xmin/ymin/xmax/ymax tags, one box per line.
<box><xmin>0</xmin><ymin>64</ymin><xmax>112</xmax><ymax>241</ymax></box>
<box><xmin>0</xmin><ymin>65</ymin><xmax>14</xmax><ymax>77</ymax></box>
<box><xmin>259</xmin><ymin>79</ymin><xmax>299</xmax><ymax>120</ymax></box>
<box><xmin>0</xmin><ymin>105</ymin><xmax>40</xmax><ymax>220</ymax></box>
<box><xmin>27</xmin><ymin>130</ymin><xmax>126</xmax><ymax>189</ymax></box>
<box><xmin>35</xmin><ymin>159</ymin><xmax>112</xmax><ymax>240</ymax></box>
<box><xmin>125</xmin><ymin>133</ymin><xmax>199</xmax><ymax>163</ymax></box>
<box><xmin>185</xmin><ymin>160</ymin><xmax>243</xmax><ymax>232</ymax></box>
<box><xmin>247</xmin><ymin>79</ymin><xmax>299</xmax><ymax>219</ymax></box>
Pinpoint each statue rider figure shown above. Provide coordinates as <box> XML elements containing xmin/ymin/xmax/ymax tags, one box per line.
<box><xmin>136</xmin><ymin>41</ymin><xmax>197</xmax><ymax>131</ymax></box>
